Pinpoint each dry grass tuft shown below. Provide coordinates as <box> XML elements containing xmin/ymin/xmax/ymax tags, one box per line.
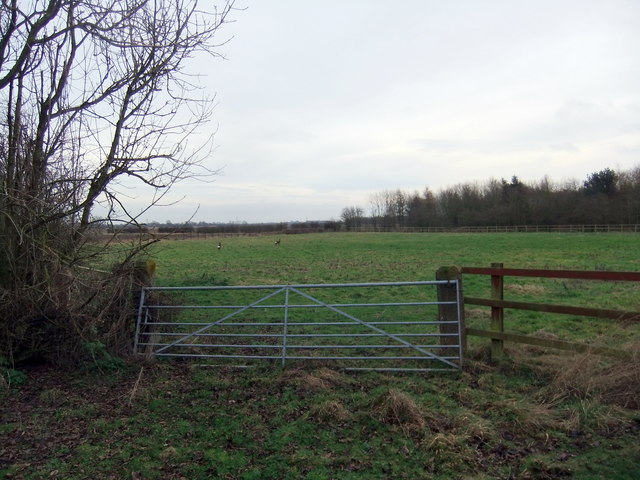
<box><xmin>533</xmin><ymin>345</ymin><xmax>640</xmax><ymax>410</ymax></box>
<box><xmin>420</xmin><ymin>431</ymin><xmax>479</xmax><ymax>472</ymax></box>
<box><xmin>281</xmin><ymin>367</ymin><xmax>345</xmax><ymax>393</ymax></box>
<box><xmin>557</xmin><ymin>400</ymin><xmax>631</xmax><ymax>434</ymax></box>
<box><xmin>303</xmin><ymin>375</ymin><xmax>330</xmax><ymax>392</ymax></box>
<box><xmin>483</xmin><ymin>398</ymin><xmax>561</xmax><ymax>435</ymax></box>
<box><xmin>423</xmin><ymin>432</ymin><xmax>459</xmax><ymax>453</ymax></box>
<box><xmin>160</xmin><ymin>446</ymin><xmax>177</xmax><ymax>460</ymax></box>
<box><xmin>372</xmin><ymin>388</ymin><xmax>426</xmax><ymax>432</ymax></box>
<box><xmin>309</xmin><ymin>400</ymin><xmax>351</xmax><ymax>423</ymax></box>
<box><xmin>453</xmin><ymin>414</ymin><xmax>497</xmax><ymax>444</ymax></box>
<box><xmin>311</xmin><ymin>367</ymin><xmax>344</xmax><ymax>385</ymax></box>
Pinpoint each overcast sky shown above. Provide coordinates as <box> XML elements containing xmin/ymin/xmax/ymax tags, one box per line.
<box><xmin>137</xmin><ymin>0</ymin><xmax>640</xmax><ymax>224</ymax></box>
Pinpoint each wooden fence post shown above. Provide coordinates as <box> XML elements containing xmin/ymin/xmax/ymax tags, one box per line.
<box><xmin>490</xmin><ymin>262</ymin><xmax>505</xmax><ymax>359</ymax></box>
<box><xmin>133</xmin><ymin>259</ymin><xmax>156</xmax><ymax>355</ymax></box>
<box><xmin>436</xmin><ymin>266</ymin><xmax>465</xmax><ymax>357</ymax></box>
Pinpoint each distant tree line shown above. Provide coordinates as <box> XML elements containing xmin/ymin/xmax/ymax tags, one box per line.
<box><xmin>108</xmin><ymin>220</ymin><xmax>342</xmax><ymax>235</ymax></box>
<box><xmin>341</xmin><ymin>166</ymin><xmax>640</xmax><ymax>230</ymax></box>
<box><xmin>107</xmin><ymin>166</ymin><xmax>640</xmax><ymax>236</ymax></box>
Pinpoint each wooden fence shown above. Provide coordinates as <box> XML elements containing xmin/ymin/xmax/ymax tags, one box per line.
<box><xmin>460</xmin><ymin>264</ymin><xmax>640</xmax><ymax>359</ymax></box>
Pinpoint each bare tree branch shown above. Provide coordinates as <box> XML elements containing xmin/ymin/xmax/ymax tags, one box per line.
<box><xmin>0</xmin><ymin>0</ymin><xmax>235</xmax><ymax>363</ymax></box>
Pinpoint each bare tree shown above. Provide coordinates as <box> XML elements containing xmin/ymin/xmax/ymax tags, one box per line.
<box><xmin>368</xmin><ymin>191</ymin><xmax>387</xmax><ymax>231</ymax></box>
<box><xmin>385</xmin><ymin>189</ymin><xmax>409</xmax><ymax>228</ymax></box>
<box><xmin>0</xmin><ymin>0</ymin><xmax>235</xmax><ymax>363</ymax></box>
<box><xmin>341</xmin><ymin>205</ymin><xmax>364</xmax><ymax>231</ymax></box>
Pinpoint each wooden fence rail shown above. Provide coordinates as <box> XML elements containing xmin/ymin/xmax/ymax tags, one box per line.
<box><xmin>460</xmin><ymin>265</ymin><xmax>640</xmax><ymax>360</ymax></box>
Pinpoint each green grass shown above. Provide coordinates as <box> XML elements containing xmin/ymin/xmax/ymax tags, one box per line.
<box><xmin>151</xmin><ymin>233</ymin><xmax>640</xmax><ymax>310</ymax></box>
<box><xmin>3</xmin><ymin>360</ymin><xmax>639</xmax><ymax>479</ymax></box>
<box><xmin>2</xmin><ymin>232</ymin><xmax>640</xmax><ymax>479</ymax></box>
<box><xmin>148</xmin><ymin>232</ymin><xmax>640</xmax><ymax>349</ymax></box>
<box><xmin>151</xmin><ymin>232</ymin><xmax>640</xmax><ymax>286</ymax></box>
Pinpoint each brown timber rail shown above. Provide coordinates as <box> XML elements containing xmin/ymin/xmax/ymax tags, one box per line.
<box><xmin>461</xmin><ymin>265</ymin><xmax>640</xmax><ymax>359</ymax></box>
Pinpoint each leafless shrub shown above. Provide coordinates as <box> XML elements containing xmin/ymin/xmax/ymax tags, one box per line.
<box><xmin>0</xmin><ymin>0</ymin><xmax>234</xmax><ymax>365</ymax></box>
<box><xmin>1</xmin><ymin>250</ymin><xmax>157</xmax><ymax>365</ymax></box>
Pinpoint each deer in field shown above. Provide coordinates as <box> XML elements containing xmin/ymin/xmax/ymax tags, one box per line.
<box><xmin>274</xmin><ymin>238</ymin><xmax>281</xmax><ymax>246</ymax></box>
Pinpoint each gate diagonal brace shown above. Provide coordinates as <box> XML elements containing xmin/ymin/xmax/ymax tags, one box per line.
<box><xmin>290</xmin><ymin>287</ymin><xmax>460</xmax><ymax>369</ymax></box>
<box><xmin>154</xmin><ymin>287</ymin><xmax>286</xmax><ymax>355</ymax></box>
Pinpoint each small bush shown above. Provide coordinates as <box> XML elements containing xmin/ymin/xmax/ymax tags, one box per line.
<box><xmin>372</xmin><ymin>388</ymin><xmax>426</xmax><ymax>432</ymax></box>
<box><xmin>83</xmin><ymin>341</ymin><xmax>125</xmax><ymax>372</ymax></box>
<box><xmin>1</xmin><ymin>367</ymin><xmax>28</xmax><ymax>388</ymax></box>
<box><xmin>0</xmin><ymin>253</ymin><xmax>156</xmax><ymax>367</ymax></box>
<box><xmin>0</xmin><ymin>355</ymin><xmax>27</xmax><ymax>389</ymax></box>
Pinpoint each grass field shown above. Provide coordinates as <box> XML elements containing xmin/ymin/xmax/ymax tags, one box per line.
<box><xmin>151</xmin><ymin>232</ymin><xmax>640</xmax><ymax>286</ymax></box>
<box><xmin>150</xmin><ymin>232</ymin><xmax>640</xmax><ymax>347</ymax></box>
<box><xmin>2</xmin><ymin>232</ymin><xmax>640</xmax><ymax>479</ymax></box>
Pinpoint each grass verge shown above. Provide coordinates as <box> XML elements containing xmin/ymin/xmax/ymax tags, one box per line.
<box><xmin>2</xmin><ymin>350</ymin><xmax>639</xmax><ymax>479</ymax></box>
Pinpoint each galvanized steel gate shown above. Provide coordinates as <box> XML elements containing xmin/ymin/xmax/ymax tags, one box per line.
<box><xmin>134</xmin><ymin>281</ymin><xmax>463</xmax><ymax>372</ymax></box>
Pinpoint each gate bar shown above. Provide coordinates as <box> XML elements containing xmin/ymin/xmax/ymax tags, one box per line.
<box><xmin>154</xmin><ymin>287</ymin><xmax>285</xmax><ymax>354</ymax></box>
<box><xmin>143</xmin><ymin>280</ymin><xmax>454</xmax><ymax>291</ymax></box>
<box><xmin>290</xmin><ymin>286</ymin><xmax>460</xmax><ymax>369</ymax></box>
<box><xmin>144</xmin><ymin>301</ymin><xmax>453</xmax><ymax>309</ymax></box>
<box><xmin>282</xmin><ymin>287</ymin><xmax>289</xmax><ymax>366</ymax></box>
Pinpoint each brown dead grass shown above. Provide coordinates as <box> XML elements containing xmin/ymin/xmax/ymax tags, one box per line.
<box><xmin>556</xmin><ymin>400</ymin><xmax>631</xmax><ymax>435</ymax></box>
<box><xmin>309</xmin><ymin>400</ymin><xmax>351</xmax><ymax>423</ymax></box>
<box><xmin>452</xmin><ymin>414</ymin><xmax>496</xmax><ymax>444</ymax></box>
<box><xmin>281</xmin><ymin>367</ymin><xmax>345</xmax><ymax>393</ymax></box>
<box><xmin>483</xmin><ymin>398</ymin><xmax>561</xmax><ymax>435</ymax></box>
<box><xmin>372</xmin><ymin>388</ymin><xmax>426</xmax><ymax>433</ymax></box>
<box><xmin>532</xmin><ymin>345</ymin><xmax>640</xmax><ymax>410</ymax></box>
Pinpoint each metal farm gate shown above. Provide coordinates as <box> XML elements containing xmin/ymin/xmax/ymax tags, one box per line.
<box><xmin>134</xmin><ymin>281</ymin><xmax>463</xmax><ymax>372</ymax></box>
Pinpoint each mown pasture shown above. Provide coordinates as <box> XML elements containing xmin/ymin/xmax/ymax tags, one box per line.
<box><xmin>2</xmin><ymin>232</ymin><xmax>639</xmax><ymax>479</ymax></box>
